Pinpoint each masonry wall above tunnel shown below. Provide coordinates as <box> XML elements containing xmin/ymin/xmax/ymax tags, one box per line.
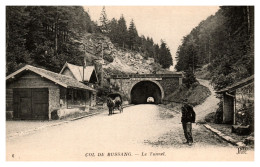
<box><xmin>109</xmin><ymin>74</ymin><xmax>182</xmax><ymax>104</ymax></box>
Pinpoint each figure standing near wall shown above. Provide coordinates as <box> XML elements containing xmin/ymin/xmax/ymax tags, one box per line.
<box><xmin>181</xmin><ymin>98</ymin><xmax>196</xmax><ymax>146</ymax></box>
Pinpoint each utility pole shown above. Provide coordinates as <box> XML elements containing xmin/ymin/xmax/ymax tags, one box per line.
<box><xmin>100</xmin><ymin>43</ymin><xmax>104</xmax><ymax>87</ymax></box>
<box><xmin>55</xmin><ymin>6</ymin><xmax>58</xmax><ymax>57</ymax></box>
<box><xmin>83</xmin><ymin>44</ymin><xmax>86</xmax><ymax>83</ymax></box>
<box><xmin>95</xmin><ymin>38</ymin><xmax>104</xmax><ymax>87</ymax></box>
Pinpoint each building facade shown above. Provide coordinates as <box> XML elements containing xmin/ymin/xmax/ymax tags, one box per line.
<box><xmin>59</xmin><ymin>62</ymin><xmax>98</xmax><ymax>107</ymax></box>
<box><xmin>6</xmin><ymin>65</ymin><xmax>96</xmax><ymax>120</ymax></box>
<box><xmin>216</xmin><ymin>75</ymin><xmax>254</xmax><ymax>127</ymax></box>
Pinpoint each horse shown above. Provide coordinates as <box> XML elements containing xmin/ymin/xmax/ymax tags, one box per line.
<box><xmin>107</xmin><ymin>96</ymin><xmax>123</xmax><ymax>115</ymax></box>
<box><xmin>113</xmin><ymin>96</ymin><xmax>123</xmax><ymax>113</ymax></box>
<box><xmin>107</xmin><ymin>97</ymin><xmax>114</xmax><ymax>115</ymax></box>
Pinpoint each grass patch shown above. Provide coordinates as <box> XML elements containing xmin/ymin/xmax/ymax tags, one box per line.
<box><xmin>159</xmin><ymin>111</ymin><xmax>174</xmax><ymax>119</ymax></box>
<box><xmin>165</xmin><ymin>83</ymin><xmax>211</xmax><ymax>106</ymax></box>
<box><xmin>195</xmin><ymin>64</ymin><xmax>211</xmax><ymax>80</ymax></box>
<box><xmin>205</xmin><ymin>112</ymin><xmax>216</xmax><ymax>123</ymax></box>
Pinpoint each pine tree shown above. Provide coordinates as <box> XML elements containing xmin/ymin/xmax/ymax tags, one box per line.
<box><xmin>6</xmin><ymin>6</ymin><xmax>31</xmax><ymax>74</ymax></box>
<box><xmin>117</xmin><ymin>15</ymin><xmax>128</xmax><ymax>48</ymax></box>
<box><xmin>6</xmin><ymin>6</ymin><xmax>94</xmax><ymax>74</ymax></box>
<box><xmin>99</xmin><ymin>6</ymin><xmax>109</xmax><ymax>33</ymax></box>
<box><xmin>154</xmin><ymin>44</ymin><xmax>160</xmax><ymax>63</ymax></box>
<box><xmin>158</xmin><ymin>40</ymin><xmax>173</xmax><ymax>69</ymax></box>
<box><xmin>127</xmin><ymin>19</ymin><xmax>138</xmax><ymax>50</ymax></box>
<box><xmin>107</xmin><ymin>18</ymin><xmax>119</xmax><ymax>44</ymax></box>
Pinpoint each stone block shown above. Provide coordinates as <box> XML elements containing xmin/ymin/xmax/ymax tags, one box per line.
<box><xmin>232</xmin><ymin>125</ymin><xmax>251</xmax><ymax>135</ymax></box>
<box><xmin>57</xmin><ymin>107</ymin><xmax>88</xmax><ymax>119</ymax></box>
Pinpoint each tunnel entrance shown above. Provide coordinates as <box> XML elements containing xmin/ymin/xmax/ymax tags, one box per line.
<box><xmin>130</xmin><ymin>81</ymin><xmax>162</xmax><ymax>104</ymax></box>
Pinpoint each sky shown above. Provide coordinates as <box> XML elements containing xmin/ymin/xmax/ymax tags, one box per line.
<box><xmin>84</xmin><ymin>6</ymin><xmax>219</xmax><ymax>70</ymax></box>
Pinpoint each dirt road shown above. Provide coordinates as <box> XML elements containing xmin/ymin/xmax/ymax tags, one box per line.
<box><xmin>195</xmin><ymin>79</ymin><xmax>220</xmax><ymax>122</ymax></box>
<box><xmin>6</xmin><ymin>103</ymin><xmax>253</xmax><ymax>161</ymax></box>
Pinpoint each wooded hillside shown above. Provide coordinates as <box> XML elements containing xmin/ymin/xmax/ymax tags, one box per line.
<box><xmin>6</xmin><ymin>6</ymin><xmax>96</xmax><ymax>74</ymax></box>
<box><xmin>175</xmin><ymin>6</ymin><xmax>254</xmax><ymax>90</ymax></box>
<box><xmin>6</xmin><ymin>6</ymin><xmax>173</xmax><ymax>75</ymax></box>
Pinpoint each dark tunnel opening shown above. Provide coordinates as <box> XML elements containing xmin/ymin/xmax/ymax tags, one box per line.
<box><xmin>130</xmin><ymin>81</ymin><xmax>162</xmax><ymax>104</ymax></box>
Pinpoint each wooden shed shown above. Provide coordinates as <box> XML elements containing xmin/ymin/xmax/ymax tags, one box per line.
<box><xmin>6</xmin><ymin>65</ymin><xmax>96</xmax><ymax>120</ymax></box>
<box><xmin>216</xmin><ymin>75</ymin><xmax>254</xmax><ymax>125</ymax></box>
<box><xmin>59</xmin><ymin>62</ymin><xmax>98</xmax><ymax>85</ymax></box>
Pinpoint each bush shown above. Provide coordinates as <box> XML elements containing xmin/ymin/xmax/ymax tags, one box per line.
<box><xmin>104</xmin><ymin>54</ymin><xmax>114</xmax><ymax>63</ymax></box>
<box><xmin>236</xmin><ymin>103</ymin><xmax>254</xmax><ymax>131</ymax></box>
<box><xmin>51</xmin><ymin>110</ymin><xmax>59</xmax><ymax>120</ymax></box>
<box><xmin>205</xmin><ymin>102</ymin><xmax>223</xmax><ymax>124</ymax></box>
<box><xmin>215</xmin><ymin>102</ymin><xmax>223</xmax><ymax>124</ymax></box>
<box><xmin>183</xmin><ymin>69</ymin><xmax>197</xmax><ymax>88</ymax></box>
<box><xmin>97</xmin><ymin>87</ymin><xmax>109</xmax><ymax>97</ymax></box>
<box><xmin>205</xmin><ymin>112</ymin><xmax>216</xmax><ymax>123</ymax></box>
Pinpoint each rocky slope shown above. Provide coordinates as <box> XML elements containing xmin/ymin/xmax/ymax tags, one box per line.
<box><xmin>80</xmin><ymin>33</ymin><xmax>173</xmax><ymax>77</ymax></box>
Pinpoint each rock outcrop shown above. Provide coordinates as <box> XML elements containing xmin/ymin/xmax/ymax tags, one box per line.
<box><xmin>80</xmin><ymin>34</ymin><xmax>169</xmax><ymax>77</ymax></box>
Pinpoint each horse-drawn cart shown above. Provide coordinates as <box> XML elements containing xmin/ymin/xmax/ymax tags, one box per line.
<box><xmin>106</xmin><ymin>93</ymin><xmax>123</xmax><ymax>115</ymax></box>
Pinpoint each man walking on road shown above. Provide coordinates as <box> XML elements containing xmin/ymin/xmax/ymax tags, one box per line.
<box><xmin>181</xmin><ymin>99</ymin><xmax>196</xmax><ymax>146</ymax></box>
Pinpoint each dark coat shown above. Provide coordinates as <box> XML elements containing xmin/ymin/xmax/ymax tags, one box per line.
<box><xmin>181</xmin><ymin>104</ymin><xmax>196</xmax><ymax>123</ymax></box>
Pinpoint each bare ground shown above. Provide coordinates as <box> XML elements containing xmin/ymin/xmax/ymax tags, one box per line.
<box><xmin>6</xmin><ymin>80</ymin><xmax>254</xmax><ymax>161</ymax></box>
<box><xmin>146</xmin><ymin>79</ymin><xmax>229</xmax><ymax>148</ymax></box>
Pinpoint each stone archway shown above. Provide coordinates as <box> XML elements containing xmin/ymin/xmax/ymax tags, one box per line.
<box><xmin>130</xmin><ymin>80</ymin><xmax>164</xmax><ymax>104</ymax></box>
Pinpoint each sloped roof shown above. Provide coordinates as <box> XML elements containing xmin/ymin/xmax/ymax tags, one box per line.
<box><xmin>216</xmin><ymin>75</ymin><xmax>254</xmax><ymax>93</ymax></box>
<box><xmin>59</xmin><ymin>62</ymin><xmax>97</xmax><ymax>82</ymax></box>
<box><xmin>6</xmin><ymin>65</ymin><xmax>96</xmax><ymax>91</ymax></box>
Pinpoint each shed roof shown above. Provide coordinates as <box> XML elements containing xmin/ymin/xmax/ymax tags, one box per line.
<box><xmin>6</xmin><ymin>65</ymin><xmax>96</xmax><ymax>91</ymax></box>
<box><xmin>59</xmin><ymin>62</ymin><xmax>97</xmax><ymax>82</ymax></box>
<box><xmin>216</xmin><ymin>75</ymin><xmax>254</xmax><ymax>94</ymax></box>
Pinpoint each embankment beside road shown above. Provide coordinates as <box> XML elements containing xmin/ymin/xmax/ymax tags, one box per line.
<box><xmin>162</xmin><ymin>80</ymin><xmax>211</xmax><ymax>113</ymax></box>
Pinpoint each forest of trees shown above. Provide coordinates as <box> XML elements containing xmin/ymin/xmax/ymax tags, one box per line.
<box><xmin>6</xmin><ymin>6</ymin><xmax>173</xmax><ymax>75</ymax></box>
<box><xmin>6</xmin><ymin>6</ymin><xmax>98</xmax><ymax>74</ymax></box>
<box><xmin>175</xmin><ymin>6</ymin><xmax>254</xmax><ymax>91</ymax></box>
<box><xmin>98</xmin><ymin>7</ymin><xmax>173</xmax><ymax>68</ymax></box>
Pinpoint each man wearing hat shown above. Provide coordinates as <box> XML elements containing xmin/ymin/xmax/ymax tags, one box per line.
<box><xmin>181</xmin><ymin>98</ymin><xmax>196</xmax><ymax>146</ymax></box>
